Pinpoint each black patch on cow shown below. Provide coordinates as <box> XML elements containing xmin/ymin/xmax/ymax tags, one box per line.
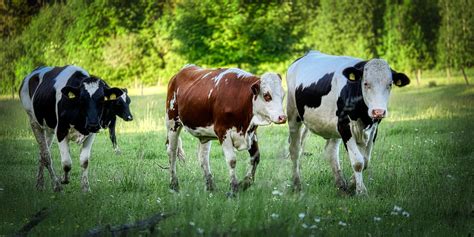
<box><xmin>295</xmin><ymin>72</ymin><xmax>334</xmax><ymax>119</ymax></box>
<box><xmin>28</xmin><ymin>74</ymin><xmax>40</xmax><ymax>98</ymax></box>
<box><xmin>33</xmin><ymin>66</ymin><xmax>69</xmax><ymax>128</ymax></box>
<box><xmin>336</xmin><ymin>79</ymin><xmax>374</xmax><ymax>144</ymax></box>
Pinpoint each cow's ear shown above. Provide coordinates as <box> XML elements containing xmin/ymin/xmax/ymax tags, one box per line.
<box><xmin>61</xmin><ymin>86</ymin><xmax>80</xmax><ymax>100</ymax></box>
<box><xmin>392</xmin><ymin>70</ymin><xmax>410</xmax><ymax>87</ymax></box>
<box><xmin>104</xmin><ymin>87</ymin><xmax>124</xmax><ymax>100</ymax></box>
<box><xmin>251</xmin><ymin>81</ymin><xmax>261</xmax><ymax>95</ymax></box>
<box><xmin>342</xmin><ymin>67</ymin><xmax>363</xmax><ymax>82</ymax></box>
<box><xmin>276</xmin><ymin>73</ymin><xmax>282</xmax><ymax>80</ymax></box>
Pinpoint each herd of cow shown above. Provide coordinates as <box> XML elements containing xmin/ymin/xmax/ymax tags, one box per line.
<box><xmin>19</xmin><ymin>51</ymin><xmax>410</xmax><ymax>196</ymax></box>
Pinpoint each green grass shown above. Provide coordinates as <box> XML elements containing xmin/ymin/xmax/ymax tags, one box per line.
<box><xmin>0</xmin><ymin>78</ymin><xmax>473</xmax><ymax>236</ymax></box>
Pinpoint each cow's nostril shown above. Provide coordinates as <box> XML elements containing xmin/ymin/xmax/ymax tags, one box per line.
<box><xmin>372</xmin><ymin>109</ymin><xmax>386</xmax><ymax>118</ymax></box>
<box><xmin>278</xmin><ymin>115</ymin><xmax>287</xmax><ymax>123</ymax></box>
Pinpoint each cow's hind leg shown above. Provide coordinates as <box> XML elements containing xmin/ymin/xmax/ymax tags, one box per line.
<box><xmin>30</xmin><ymin>122</ymin><xmax>61</xmax><ymax>192</ymax></box>
<box><xmin>198</xmin><ymin>141</ymin><xmax>215</xmax><ymax>191</ymax></box>
<box><xmin>166</xmin><ymin>120</ymin><xmax>182</xmax><ymax>192</ymax></box>
<box><xmin>325</xmin><ymin>139</ymin><xmax>347</xmax><ymax>192</ymax></box>
<box><xmin>240</xmin><ymin>135</ymin><xmax>260</xmax><ymax>191</ymax></box>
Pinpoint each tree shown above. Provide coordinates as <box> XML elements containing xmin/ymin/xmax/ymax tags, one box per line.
<box><xmin>172</xmin><ymin>0</ymin><xmax>305</xmax><ymax>70</ymax></box>
<box><xmin>438</xmin><ymin>0</ymin><xmax>473</xmax><ymax>84</ymax></box>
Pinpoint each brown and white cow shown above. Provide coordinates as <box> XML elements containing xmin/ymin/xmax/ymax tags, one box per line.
<box><xmin>165</xmin><ymin>65</ymin><xmax>286</xmax><ymax>194</ymax></box>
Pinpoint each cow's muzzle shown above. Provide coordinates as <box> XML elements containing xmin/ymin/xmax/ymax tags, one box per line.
<box><xmin>124</xmin><ymin>115</ymin><xmax>133</xmax><ymax>121</ymax></box>
<box><xmin>274</xmin><ymin>115</ymin><xmax>287</xmax><ymax>124</ymax></box>
<box><xmin>371</xmin><ymin>109</ymin><xmax>386</xmax><ymax>119</ymax></box>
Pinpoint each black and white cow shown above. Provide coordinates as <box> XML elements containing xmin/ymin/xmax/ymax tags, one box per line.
<box><xmin>19</xmin><ymin>65</ymin><xmax>125</xmax><ymax>192</ymax></box>
<box><xmin>100</xmin><ymin>85</ymin><xmax>133</xmax><ymax>154</ymax></box>
<box><xmin>286</xmin><ymin>51</ymin><xmax>410</xmax><ymax>195</ymax></box>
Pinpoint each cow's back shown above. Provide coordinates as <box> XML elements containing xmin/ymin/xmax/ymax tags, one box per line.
<box><xmin>167</xmin><ymin>65</ymin><xmax>258</xmax><ymax>140</ymax></box>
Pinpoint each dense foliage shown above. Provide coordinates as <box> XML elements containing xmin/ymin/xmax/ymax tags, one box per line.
<box><xmin>0</xmin><ymin>0</ymin><xmax>472</xmax><ymax>95</ymax></box>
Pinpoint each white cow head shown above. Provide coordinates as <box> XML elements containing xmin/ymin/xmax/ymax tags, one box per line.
<box><xmin>251</xmin><ymin>72</ymin><xmax>287</xmax><ymax>125</ymax></box>
<box><xmin>343</xmin><ymin>59</ymin><xmax>410</xmax><ymax>119</ymax></box>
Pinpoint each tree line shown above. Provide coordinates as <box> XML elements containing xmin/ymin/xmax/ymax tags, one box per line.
<box><xmin>0</xmin><ymin>0</ymin><xmax>472</xmax><ymax>96</ymax></box>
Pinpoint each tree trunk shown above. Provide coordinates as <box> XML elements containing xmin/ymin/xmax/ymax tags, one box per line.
<box><xmin>446</xmin><ymin>67</ymin><xmax>451</xmax><ymax>81</ymax></box>
<box><xmin>461</xmin><ymin>67</ymin><xmax>469</xmax><ymax>85</ymax></box>
<box><xmin>416</xmin><ymin>69</ymin><xmax>422</xmax><ymax>86</ymax></box>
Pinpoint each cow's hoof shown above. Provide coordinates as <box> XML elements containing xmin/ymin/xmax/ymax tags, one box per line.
<box><xmin>36</xmin><ymin>179</ymin><xmax>45</xmax><ymax>191</ymax></box>
<box><xmin>52</xmin><ymin>183</ymin><xmax>63</xmax><ymax>192</ymax></box>
<box><xmin>226</xmin><ymin>191</ymin><xmax>237</xmax><ymax>198</ymax></box>
<box><xmin>239</xmin><ymin>177</ymin><xmax>253</xmax><ymax>191</ymax></box>
<box><xmin>205</xmin><ymin>176</ymin><xmax>216</xmax><ymax>192</ymax></box>
<box><xmin>336</xmin><ymin>178</ymin><xmax>348</xmax><ymax>192</ymax></box>
<box><xmin>292</xmin><ymin>177</ymin><xmax>302</xmax><ymax>192</ymax></box>
<box><xmin>169</xmin><ymin>179</ymin><xmax>180</xmax><ymax>192</ymax></box>
<box><xmin>114</xmin><ymin>148</ymin><xmax>122</xmax><ymax>155</ymax></box>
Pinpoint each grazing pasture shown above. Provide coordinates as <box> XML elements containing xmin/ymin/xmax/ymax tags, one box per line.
<box><xmin>0</xmin><ymin>77</ymin><xmax>472</xmax><ymax>236</ymax></box>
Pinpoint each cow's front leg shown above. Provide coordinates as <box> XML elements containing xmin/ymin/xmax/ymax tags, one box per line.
<box><xmin>345</xmin><ymin>138</ymin><xmax>367</xmax><ymax>195</ymax></box>
<box><xmin>198</xmin><ymin>141</ymin><xmax>215</xmax><ymax>191</ymax></box>
<box><xmin>222</xmin><ymin>135</ymin><xmax>238</xmax><ymax>195</ymax></box>
<box><xmin>324</xmin><ymin>138</ymin><xmax>347</xmax><ymax>191</ymax></box>
<box><xmin>58</xmin><ymin>139</ymin><xmax>72</xmax><ymax>185</ymax></box>
<box><xmin>79</xmin><ymin>134</ymin><xmax>96</xmax><ymax>192</ymax></box>
<box><xmin>240</xmin><ymin>135</ymin><xmax>259</xmax><ymax>191</ymax></box>
<box><xmin>108</xmin><ymin>118</ymin><xmax>121</xmax><ymax>155</ymax></box>
<box><xmin>288</xmin><ymin>116</ymin><xmax>303</xmax><ymax>191</ymax></box>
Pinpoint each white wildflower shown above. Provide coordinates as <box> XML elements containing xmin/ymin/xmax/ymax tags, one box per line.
<box><xmin>197</xmin><ymin>228</ymin><xmax>204</xmax><ymax>234</ymax></box>
<box><xmin>390</xmin><ymin>211</ymin><xmax>399</xmax><ymax>215</ymax></box>
<box><xmin>270</xmin><ymin>213</ymin><xmax>279</xmax><ymax>219</ymax></box>
<box><xmin>314</xmin><ymin>217</ymin><xmax>321</xmax><ymax>223</ymax></box>
<box><xmin>373</xmin><ymin>216</ymin><xmax>382</xmax><ymax>222</ymax></box>
<box><xmin>156</xmin><ymin>197</ymin><xmax>161</xmax><ymax>204</ymax></box>
<box><xmin>298</xmin><ymin>213</ymin><xmax>305</xmax><ymax>220</ymax></box>
<box><xmin>189</xmin><ymin>221</ymin><xmax>195</xmax><ymax>226</ymax></box>
<box><xmin>402</xmin><ymin>211</ymin><xmax>410</xmax><ymax>217</ymax></box>
<box><xmin>302</xmin><ymin>223</ymin><xmax>308</xmax><ymax>229</ymax></box>
<box><xmin>338</xmin><ymin>221</ymin><xmax>347</xmax><ymax>227</ymax></box>
<box><xmin>272</xmin><ymin>190</ymin><xmax>283</xmax><ymax>196</ymax></box>
<box><xmin>309</xmin><ymin>225</ymin><xmax>317</xmax><ymax>229</ymax></box>
<box><xmin>393</xmin><ymin>205</ymin><xmax>403</xmax><ymax>212</ymax></box>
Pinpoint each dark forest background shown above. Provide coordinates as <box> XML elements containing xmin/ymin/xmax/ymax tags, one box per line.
<box><xmin>0</xmin><ymin>0</ymin><xmax>472</xmax><ymax>96</ymax></box>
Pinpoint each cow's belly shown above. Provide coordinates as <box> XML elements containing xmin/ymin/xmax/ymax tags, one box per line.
<box><xmin>184</xmin><ymin>125</ymin><xmax>218</xmax><ymax>140</ymax></box>
<box><xmin>303</xmin><ymin>106</ymin><xmax>340</xmax><ymax>139</ymax></box>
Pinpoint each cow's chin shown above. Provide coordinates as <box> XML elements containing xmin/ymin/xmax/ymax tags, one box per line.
<box><xmin>251</xmin><ymin>114</ymin><xmax>272</xmax><ymax>126</ymax></box>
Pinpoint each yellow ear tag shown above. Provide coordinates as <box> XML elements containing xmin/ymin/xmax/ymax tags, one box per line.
<box><xmin>68</xmin><ymin>91</ymin><xmax>76</xmax><ymax>99</ymax></box>
<box><xmin>109</xmin><ymin>93</ymin><xmax>116</xmax><ymax>100</ymax></box>
<box><xmin>395</xmin><ymin>80</ymin><xmax>402</xmax><ymax>86</ymax></box>
<box><xmin>349</xmin><ymin>73</ymin><xmax>356</xmax><ymax>81</ymax></box>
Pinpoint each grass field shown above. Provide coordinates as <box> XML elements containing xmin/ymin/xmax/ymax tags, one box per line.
<box><xmin>0</xmin><ymin>76</ymin><xmax>473</xmax><ymax>236</ymax></box>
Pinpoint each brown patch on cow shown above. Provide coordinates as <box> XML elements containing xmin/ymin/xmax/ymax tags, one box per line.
<box><xmin>166</xmin><ymin>65</ymin><xmax>260</xmax><ymax>142</ymax></box>
<box><xmin>229</xmin><ymin>160</ymin><xmax>236</xmax><ymax>169</ymax></box>
<box><xmin>354</xmin><ymin>162</ymin><xmax>363</xmax><ymax>172</ymax></box>
<box><xmin>28</xmin><ymin>74</ymin><xmax>40</xmax><ymax>98</ymax></box>
<box><xmin>81</xmin><ymin>160</ymin><xmax>89</xmax><ymax>169</ymax></box>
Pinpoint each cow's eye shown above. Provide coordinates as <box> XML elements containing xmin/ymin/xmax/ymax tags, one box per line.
<box><xmin>263</xmin><ymin>92</ymin><xmax>272</xmax><ymax>102</ymax></box>
<box><xmin>364</xmin><ymin>82</ymin><xmax>370</xmax><ymax>89</ymax></box>
<box><xmin>388</xmin><ymin>83</ymin><xmax>393</xmax><ymax>89</ymax></box>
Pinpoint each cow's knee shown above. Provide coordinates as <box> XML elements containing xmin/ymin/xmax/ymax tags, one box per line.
<box><xmin>353</xmin><ymin>161</ymin><xmax>364</xmax><ymax>172</ymax></box>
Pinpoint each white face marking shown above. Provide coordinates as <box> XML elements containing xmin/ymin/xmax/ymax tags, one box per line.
<box><xmin>252</xmin><ymin>72</ymin><xmax>286</xmax><ymax>125</ymax></box>
<box><xmin>84</xmin><ymin>81</ymin><xmax>99</xmax><ymax>98</ymax></box>
<box><xmin>362</xmin><ymin>59</ymin><xmax>392</xmax><ymax>117</ymax></box>
<box><xmin>120</xmin><ymin>92</ymin><xmax>127</xmax><ymax>102</ymax></box>
<box><xmin>213</xmin><ymin>68</ymin><xmax>252</xmax><ymax>86</ymax></box>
